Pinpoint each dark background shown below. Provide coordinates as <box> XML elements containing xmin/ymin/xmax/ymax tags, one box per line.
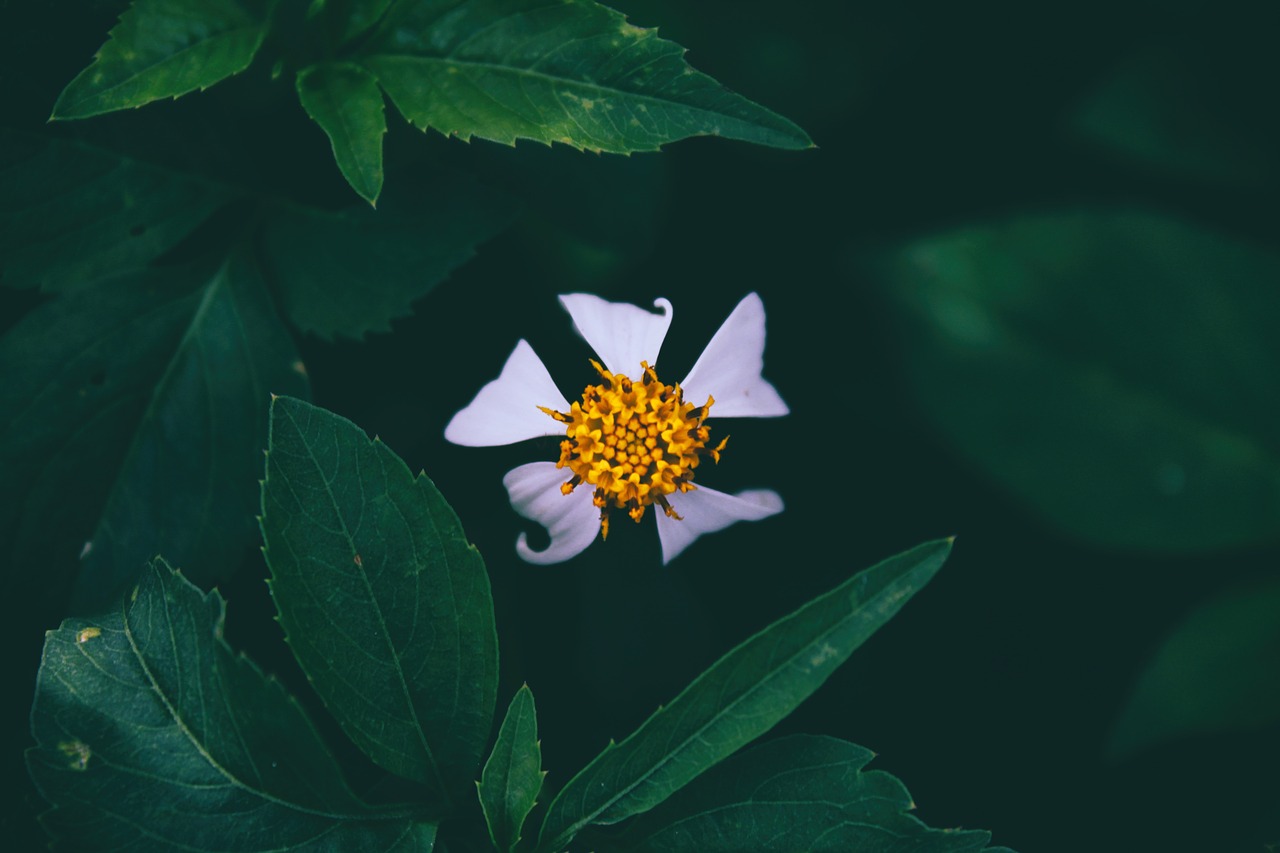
<box><xmin>4</xmin><ymin>0</ymin><xmax>1280</xmax><ymax>850</ymax></box>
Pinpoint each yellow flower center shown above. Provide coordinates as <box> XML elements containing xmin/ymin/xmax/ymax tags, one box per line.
<box><xmin>540</xmin><ymin>360</ymin><xmax>727</xmax><ymax>540</ymax></box>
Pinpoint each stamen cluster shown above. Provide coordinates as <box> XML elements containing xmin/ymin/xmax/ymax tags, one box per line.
<box><xmin>541</xmin><ymin>360</ymin><xmax>727</xmax><ymax>539</ymax></box>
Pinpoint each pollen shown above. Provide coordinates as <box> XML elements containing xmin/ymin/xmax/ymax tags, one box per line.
<box><xmin>540</xmin><ymin>361</ymin><xmax>727</xmax><ymax>538</ymax></box>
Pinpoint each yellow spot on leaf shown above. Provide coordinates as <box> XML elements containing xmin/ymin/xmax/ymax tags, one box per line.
<box><xmin>76</xmin><ymin>627</ymin><xmax>102</xmax><ymax>644</ymax></box>
<box><xmin>58</xmin><ymin>740</ymin><xmax>91</xmax><ymax>771</ymax></box>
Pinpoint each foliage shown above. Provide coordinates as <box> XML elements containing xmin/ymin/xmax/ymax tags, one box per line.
<box><xmin>28</xmin><ymin>398</ymin><xmax>1009</xmax><ymax>851</ymax></box>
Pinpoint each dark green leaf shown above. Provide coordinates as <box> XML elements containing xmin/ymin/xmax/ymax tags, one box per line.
<box><xmin>536</xmin><ymin>540</ymin><xmax>952</xmax><ymax>852</ymax></box>
<box><xmin>358</xmin><ymin>0</ymin><xmax>811</xmax><ymax>153</ymax></box>
<box><xmin>297</xmin><ymin>62</ymin><xmax>387</xmax><ymax>205</ymax></box>
<box><xmin>52</xmin><ymin>0</ymin><xmax>268</xmax><ymax>119</ymax></box>
<box><xmin>261</xmin><ymin>396</ymin><xmax>498</xmax><ymax>805</ymax></box>
<box><xmin>479</xmin><ymin>685</ymin><xmax>546</xmax><ymax>853</ymax></box>
<box><xmin>258</xmin><ymin>168</ymin><xmax>513</xmax><ymax>340</ymax></box>
<box><xmin>1110</xmin><ymin>578</ymin><xmax>1280</xmax><ymax>756</ymax></box>
<box><xmin>335</xmin><ymin>0</ymin><xmax>396</xmax><ymax>45</ymax></box>
<box><xmin>873</xmin><ymin>210</ymin><xmax>1280</xmax><ymax>552</ymax></box>
<box><xmin>608</xmin><ymin>735</ymin><xmax>1005</xmax><ymax>852</ymax></box>
<box><xmin>0</xmin><ymin>132</ymin><xmax>232</xmax><ymax>291</ymax></box>
<box><xmin>28</xmin><ymin>558</ymin><xmax>436</xmax><ymax>851</ymax></box>
<box><xmin>0</xmin><ymin>249</ymin><xmax>309</xmax><ymax>614</ymax></box>
<box><xmin>1072</xmin><ymin>45</ymin><xmax>1275</xmax><ymax>187</ymax></box>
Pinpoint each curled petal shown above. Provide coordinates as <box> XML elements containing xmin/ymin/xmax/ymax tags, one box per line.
<box><xmin>503</xmin><ymin>462</ymin><xmax>600</xmax><ymax>564</ymax></box>
<box><xmin>681</xmin><ymin>292</ymin><xmax>789</xmax><ymax>418</ymax></box>
<box><xmin>559</xmin><ymin>293</ymin><xmax>674</xmax><ymax>376</ymax></box>
<box><xmin>655</xmin><ymin>486</ymin><xmax>784</xmax><ymax>565</ymax></box>
<box><xmin>444</xmin><ymin>340</ymin><xmax>570</xmax><ymax>447</ymax></box>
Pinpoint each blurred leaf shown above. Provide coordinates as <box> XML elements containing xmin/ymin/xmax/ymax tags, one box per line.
<box><xmin>335</xmin><ymin>0</ymin><xmax>396</xmax><ymax>45</ymax></box>
<box><xmin>1110</xmin><ymin>577</ymin><xmax>1280</xmax><ymax>756</ymax></box>
<box><xmin>478</xmin><ymin>685</ymin><xmax>546</xmax><ymax>853</ymax></box>
<box><xmin>1073</xmin><ymin>46</ymin><xmax>1275</xmax><ymax>187</ymax></box>
<box><xmin>28</xmin><ymin>558</ymin><xmax>436</xmax><ymax>851</ymax></box>
<box><xmin>536</xmin><ymin>540</ymin><xmax>952</xmax><ymax>852</ymax></box>
<box><xmin>52</xmin><ymin>0</ymin><xmax>268</xmax><ymax>120</ymax></box>
<box><xmin>358</xmin><ymin>0</ymin><xmax>811</xmax><ymax>153</ymax></box>
<box><xmin>875</xmin><ymin>210</ymin><xmax>1280</xmax><ymax>552</ymax></box>
<box><xmin>258</xmin><ymin>167</ymin><xmax>513</xmax><ymax>340</ymax></box>
<box><xmin>261</xmin><ymin>396</ymin><xmax>498</xmax><ymax>805</ymax></box>
<box><xmin>0</xmin><ymin>249</ymin><xmax>308</xmax><ymax>614</ymax></box>
<box><xmin>0</xmin><ymin>132</ymin><xmax>232</xmax><ymax>292</ymax></box>
<box><xmin>297</xmin><ymin>62</ymin><xmax>387</xmax><ymax>204</ymax></box>
<box><xmin>607</xmin><ymin>734</ymin><xmax>1006</xmax><ymax>852</ymax></box>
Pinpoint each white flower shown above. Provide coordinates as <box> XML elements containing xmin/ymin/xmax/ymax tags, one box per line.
<box><xmin>444</xmin><ymin>293</ymin><xmax>787</xmax><ymax>565</ymax></box>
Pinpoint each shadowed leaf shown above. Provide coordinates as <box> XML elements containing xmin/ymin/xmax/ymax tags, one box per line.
<box><xmin>28</xmin><ymin>558</ymin><xmax>436</xmax><ymax>851</ymax></box>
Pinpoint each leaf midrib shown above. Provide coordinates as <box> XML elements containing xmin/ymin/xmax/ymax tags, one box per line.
<box><xmin>57</xmin><ymin>22</ymin><xmax>262</xmax><ymax>116</ymax></box>
<box><xmin>541</xmin><ymin>561</ymin><xmax>928</xmax><ymax>849</ymax></box>
<box><xmin>362</xmin><ymin>54</ymin><xmax>803</xmax><ymax>139</ymax></box>
<box><xmin>276</xmin><ymin>403</ymin><xmax>449</xmax><ymax>799</ymax></box>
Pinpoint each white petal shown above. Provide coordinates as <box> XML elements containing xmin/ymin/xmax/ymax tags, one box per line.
<box><xmin>444</xmin><ymin>340</ymin><xmax>570</xmax><ymax>446</ymax></box>
<box><xmin>503</xmin><ymin>462</ymin><xmax>600</xmax><ymax>564</ymax></box>
<box><xmin>559</xmin><ymin>293</ymin><xmax>674</xmax><ymax>376</ymax></box>
<box><xmin>655</xmin><ymin>486</ymin><xmax>784</xmax><ymax>565</ymax></box>
<box><xmin>680</xmin><ymin>292</ymin><xmax>789</xmax><ymax>418</ymax></box>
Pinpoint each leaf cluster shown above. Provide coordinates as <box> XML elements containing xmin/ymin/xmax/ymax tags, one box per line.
<box><xmin>27</xmin><ymin>397</ymin><xmax>1013</xmax><ymax>852</ymax></box>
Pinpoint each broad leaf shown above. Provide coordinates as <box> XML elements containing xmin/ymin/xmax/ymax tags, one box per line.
<box><xmin>28</xmin><ymin>558</ymin><xmax>436</xmax><ymax>851</ymax></box>
<box><xmin>261</xmin><ymin>396</ymin><xmax>498</xmax><ymax>804</ymax></box>
<box><xmin>297</xmin><ymin>62</ymin><xmax>387</xmax><ymax>205</ymax></box>
<box><xmin>0</xmin><ymin>132</ymin><xmax>232</xmax><ymax>292</ymax></box>
<box><xmin>358</xmin><ymin>0</ymin><xmax>811</xmax><ymax>153</ymax></box>
<box><xmin>479</xmin><ymin>685</ymin><xmax>546</xmax><ymax>853</ymax></box>
<box><xmin>52</xmin><ymin>0</ymin><xmax>268</xmax><ymax>119</ymax></box>
<box><xmin>536</xmin><ymin>539</ymin><xmax>952</xmax><ymax>852</ymax></box>
<box><xmin>0</xmin><ymin>250</ymin><xmax>308</xmax><ymax>614</ymax></box>
<box><xmin>873</xmin><ymin>210</ymin><xmax>1280</xmax><ymax>552</ymax></box>
<box><xmin>608</xmin><ymin>735</ymin><xmax>1006</xmax><ymax>852</ymax></box>
<box><xmin>1110</xmin><ymin>578</ymin><xmax>1280</xmax><ymax>756</ymax></box>
<box><xmin>258</xmin><ymin>167</ymin><xmax>513</xmax><ymax>340</ymax></box>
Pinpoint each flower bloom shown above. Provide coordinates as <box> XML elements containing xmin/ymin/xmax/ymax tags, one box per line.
<box><xmin>445</xmin><ymin>293</ymin><xmax>787</xmax><ymax>564</ymax></box>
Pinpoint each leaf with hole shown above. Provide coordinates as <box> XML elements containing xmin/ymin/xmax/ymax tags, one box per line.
<box><xmin>28</xmin><ymin>558</ymin><xmax>436</xmax><ymax>851</ymax></box>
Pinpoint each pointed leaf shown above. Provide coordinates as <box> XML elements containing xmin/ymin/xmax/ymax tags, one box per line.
<box><xmin>297</xmin><ymin>62</ymin><xmax>387</xmax><ymax>205</ymax></box>
<box><xmin>261</xmin><ymin>396</ymin><xmax>498</xmax><ymax>805</ymax></box>
<box><xmin>258</xmin><ymin>168</ymin><xmax>513</xmax><ymax>340</ymax></box>
<box><xmin>479</xmin><ymin>685</ymin><xmax>546</xmax><ymax>853</ymax></box>
<box><xmin>0</xmin><ymin>249</ymin><xmax>309</xmax><ymax>615</ymax></box>
<box><xmin>360</xmin><ymin>0</ymin><xmax>811</xmax><ymax>153</ymax></box>
<box><xmin>0</xmin><ymin>132</ymin><xmax>232</xmax><ymax>291</ymax></box>
<box><xmin>872</xmin><ymin>210</ymin><xmax>1280</xmax><ymax>552</ymax></box>
<box><xmin>28</xmin><ymin>558</ymin><xmax>436</xmax><ymax>851</ymax></box>
<box><xmin>52</xmin><ymin>0</ymin><xmax>268</xmax><ymax>119</ymax></box>
<box><xmin>1110</xmin><ymin>577</ymin><xmax>1280</xmax><ymax>756</ymax></box>
<box><xmin>537</xmin><ymin>539</ymin><xmax>953</xmax><ymax>852</ymax></box>
<box><xmin>609</xmin><ymin>735</ymin><xmax>1006</xmax><ymax>852</ymax></box>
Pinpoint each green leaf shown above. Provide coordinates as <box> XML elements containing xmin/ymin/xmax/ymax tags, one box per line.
<box><xmin>872</xmin><ymin>210</ymin><xmax>1280</xmax><ymax>552</ymax></box>
<box><xmin>1110</xmin><ymin>577</ymin><xmax>1280</xmax><ymax>756</ymax></box>
<box><xmin>358</xmin><ymin>0</ymin><xmax>811</xmax><ymax>153</ymax></box>
<box><xmin>479</xmin><ymin>685</ymin><xmax>546</xmax><ymax>853</ymax></box>
<box><xmin>0</xmin><ymin>250</ymin><xmax>309</xmax><ymax>614</ymax></box>
<box><xmin>52</xmin><ymin>0</ymin><xmax>268</xmax><ymax>119</ymax></box>
<box><xmin>297</xmin><ymin>62</ymin><xmax>387</xmax><ymax>205</ymax></box>
<box><xmin>536</xmin><ymin>539</ymin><xmax>953</xmax><ymax>852</ymax></box>
<box><xmin>28</xmin><ymin>558</ymin><xmax>437</xmax><ymax>851</ymax></box>
<box><xmin>607</xmin><ymin>735</ymin><xmax>1006</xmax><ymax>852</ymax></box>
<box><xmin>261</xmin><ymin>396</ymin><xmax>498</xmax><ymax>805</ymax></box>
<box><xmin>1072</xmin><ymin>45</ymin><xmax>1275</xmax><ymax>187</ymax></box>
<box><xmin>257</xmin><ymin>168</ymin><xmax>513</xmax><ymax>340</ymax></box>
<box><xmin>0</xmin><ymin>132</ymin><xmax>232</xmax><ymax>291</ymax></box>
